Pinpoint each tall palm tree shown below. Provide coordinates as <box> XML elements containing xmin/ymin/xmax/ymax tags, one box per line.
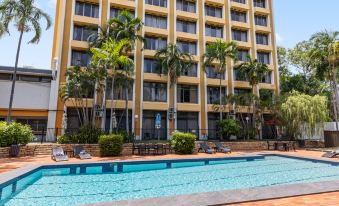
<box><xmin>236</xmin><ymin>55</ymin><xmax>270</xmax><ymax>138</ymax></box>
<box><xmin>90</xmin><ymin>38</ymin><xmax>134</xmax><ymax>133</ymax></box>
<box><xmin>203</xmin><ymin>40</ymin><xmax>238</xmax><ymax>121</ymax></box>
<box><xmin>108</xmin><ymin>10</ymin><xmax>143</xmax><ymax>134</ymax></box>
<box><xmin>155</xmin><ymin>43</ymin><xmax>193</xmax><ymax>132</ymax></box>
<box><xmin>309</xmin><ymin>31</ymin><xmax>339</xmax><ymax>132</ymax></box>
<box><xmin>0</xmin><ymin>0</ymin><xmax>51</xmax><ymax>123</ymax></box>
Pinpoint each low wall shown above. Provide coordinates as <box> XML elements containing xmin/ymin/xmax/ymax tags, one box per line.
<box><xmin>0</xmin><ymin>140</ymin><xmax>325</xmax><ymax>158</ymax></box>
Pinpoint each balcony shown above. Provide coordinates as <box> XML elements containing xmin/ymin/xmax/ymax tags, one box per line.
<box><xmin>143</xmin><ymin>73</ymin><xmax>168</xmax><ymax>83</ymax></box>
<box><xmin>176</xmin><ymin>10</ymin><xmax>198</xmax><ymax>21</ymax></box>
<box><xmin>254</xmin><ymin>7</ymin><xmax>270</xmax><ymax>15</ymax></box>
<box><xmin>71</xmin><ymin>40</ymin><xmax>89</xmax><ymax>50</ymax></box>
<box><xmin>205</xmin><ymin>16</ymin><xmax>225</xmax><ymax>26</ymax></box>
<box><xmin>230</xmin><ymin>1</ymin><xmax>249</xmax><ymax>10</ymax></box>
<box><xmin>110</xmin><ymin>0</ymin><xmax>136</xmax><ymax>10</ymax></box>
<box><xmin>205</xmin><ymin>0</ymin><xmax>225</xmax><ymax>7</ymax></box>
<box><xmin>144</xmin><ymin>4</ymin><xmax>168</xmax><ymax>16</ymax></box>
<box><xmin>256</xmin><ymin>44</ymin><xmax>272</xmax><ymax>52</ymax></box>
<box><xmin>177</xmin><ymin>76</ymin><xmax>200</xmax><ymax>85</ymax></box>
<box><xmin>73</xmin><ymin>15</ymin><xmax>99</xmax><ymax>26</ymax></box>
<box><xmin>144</xmin><ymin>26</ymin><xmax>168</xmax><ymax>37</ymax></box>
<box><xmin>177</xmin><ymin>32</ymin><xmax>199</xmax><ymax>42</ymax></box>
<box><xmin>231</xmin><ymin>21</ymin><xmax>251</xmax><ymax>30</ymax></box>
<box><xmin>255</xmin><ymin>25</ymin><xmax>271</xmax><ymax>33</ymax></box>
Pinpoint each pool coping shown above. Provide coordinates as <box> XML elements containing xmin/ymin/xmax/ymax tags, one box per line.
<box><xmin>0</xmin><ymin>153</ymin><xmax>338</xmax><ymax>206</ymax></box>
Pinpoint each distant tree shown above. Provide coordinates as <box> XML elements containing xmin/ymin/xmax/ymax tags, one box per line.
<box><xmin>0</xmin><ymin>0</ymin><xmax>52</xmax><ymax>123</ymax></box>
<box><xmin>277</xmin><ymin>46</ymin><xmax>290</xmax><ymax>77</ymax></box>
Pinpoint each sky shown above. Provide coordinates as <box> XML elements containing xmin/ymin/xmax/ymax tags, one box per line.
<box><xmin>0</xmin><ymin>0</ymin><xmax>338</xmax><ymax>70</ymax></box>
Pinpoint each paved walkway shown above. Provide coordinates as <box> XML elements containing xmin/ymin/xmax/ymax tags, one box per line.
<box><xmin>0</xmin><ymin>149</ymin><xmax>338</xmax><ymax>205</ymax></box>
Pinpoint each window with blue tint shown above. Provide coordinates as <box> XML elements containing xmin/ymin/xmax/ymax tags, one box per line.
<box><xmin>145</xmin><ymin>14</ymin><xmax>167</xmax><ymax>29</ymax></box>
<box><xmin>238</xmin><ymin>49</ymin><xmax>249</xmax><ymax>62</ymax></box>
<box><xmin>75</xmin><ymin>1</ymin><xmax>99</xmax><ymax>18</ymax></box>
<box><xmin>177</xmin><ymin>41</ymin><xmax>197</xmax><ymax>55</ymax></box>
<box><xmin>205</xmin><ymin>24</ymin><xmax>223</xmax><ymax>38</ymax></box>
<box><xmin>231</xmin><ymin>10</ymin><xmax>247</xmax><ymax>23</ymax></box>
<box><xmin>207</xmin><ymin>86</ymin><xmax>226</xmax><ymax>104</ymax></box>
<box><xmin>176</xmin><ymin>0</ymin><xmax>196</xmax><ymax>13</ymax></box>
<box><xmin>71</xmin><ymin>51</ymin><xmax>91</xmax><ymax>67</ymax></box>
<box><xmin>205</xmin><ymin>5</ymin><xmax>222</xmax><ymax>18</ymax></box>
<box><xmin>256</xmin><ymin>33</ymin><xmax>269</xmax><ymax>45</ymax></box>
<box><xmin>261</xmin><ymin>71</ymin><xmax>272</xmax><ymax>84</ymax></box>
<box><xmin>255</xmin><ymin>15</ymin><xmax>268</xmax><ymax>26</ymax></box>
<box><xmin>110</xmin><ymin>8</ymin><xmax>135</xmax><ymax>18</ymax></box>
<box><xmin>232</xmin><ymin>29</ymin><xmax>248</xmax><ymax>42</ymax></box>
<box><xmin>233</xmin><ymin>69</ymin><xmax>249</xmax><ymax>81</ymax></box>
<box><xmin>177</xmin><ymin>20</ymin><xmax>196</xmax><ymax>34</ymax></box>
<box><xmin>253</xmin><ymin>0</ymin><xmax>266</xmax><ymax>8</ymax></box>
<box><xmin>145</xmin><ymin>0</ymin><xmax>167</xmax><ymax>7</ymax></box>
<box><xmin>206</xmin><ymin>66</ymin><xmax>225</xmax><ymax>79</ymax></box>
<box><xmin>73</xmin><ymin>25</ymin><xmax>97</xmax><ymax>42</ymax></box>
<box><xmin>181</xmin><ymin>63</ymin><xmax>198</xmax><ymax>77</ymax></box>
<box><xmin>144</xmin><ymin>58</ymin><xmax>160</xmax><ymax>73</ymax></box>
<box><xmin>143</xmin><ymin>82</ymin><xmax>167</xmax><ymax>102</ymax></box>
<box><xmin>177</xmin><ymin>85</ymin><xmax>198</xmax><ymax>103</ymax></box>
<box><xmin>257</xmin><ymin>52</ymin><xmax>270</xmax><ymax>64</ymax></box>
<box><xmin>145</xmin><ymin>36</ymin><xmax>167</xmax><ymax>50</ymax></box>
<box><xmin>231</xmin><ymin>0</ymin><xmax>246</xmax><ymax>4</ymax></box>
<box><xmin>234</xmin><ymin>88</ymin><xmax>252</xmax><ymax>95</ymax></box>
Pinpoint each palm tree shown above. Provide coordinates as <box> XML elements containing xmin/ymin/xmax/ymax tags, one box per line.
<box><xmin>90</xmin><ymin>38</ymin><xmax>134</xmax><ymax>133</ymax></box>
<box><xmin>108</xmin><ymin>10</ymin><xmax>143</xmax><ymax>134</ymax></box>
<box><xmin>0</xmin><ymin>0</ymin><xmax>51</xmax><ymax>123</ymax></box>
<box><xmin>203</xmin><ymin>40</ymin><xmax>238</xmax><ymax>121</ymax></box>
<box><xmin>236</xmin><ymin>55</ymin><xmax>270</xmax><ymax>138</ymax></box>
<box><xmin>309</xmin><ymin>31</ymin><xmax>339</xmax><ymax>132</ymax></box>
<box><xmin>155</xmin><ymin>43</ymin><xmax>193</xmax><ymax>132</ymax></box>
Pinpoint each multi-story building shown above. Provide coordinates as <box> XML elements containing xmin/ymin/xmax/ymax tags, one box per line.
<box><xmin>51</xmin><ymin>0</ymin><xmax>279</xmax><ymax>140</ymax></box>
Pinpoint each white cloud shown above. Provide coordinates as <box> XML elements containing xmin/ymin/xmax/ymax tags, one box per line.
<box><xmin>275</xmin><ymin>33</ymin><xmax>283</xmax><ymax>44</ymax></box>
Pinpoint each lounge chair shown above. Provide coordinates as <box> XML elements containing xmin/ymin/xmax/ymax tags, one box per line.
<box><xmin>214</xmin><ymin>142</ymin><xmax>231</xmax><ymax>153</ymax></box>
<box><xmin>52</xmin><ymin>147</ymin><xmax>69</xmax><ymax>162</ymax></box>
<box><xmin>198</xmin><ymin>142</ymin><xmax>215</xmax><ymax>154</ymax></box>
<box><xmin>322</xmin><ymin>149</ymin><xmax>339</xmax><ymax>158</ymax></box>
<box><xmin>73</xmin><ymin>145</ymin><xmax>91</xmax><ymax>159</ymax></box>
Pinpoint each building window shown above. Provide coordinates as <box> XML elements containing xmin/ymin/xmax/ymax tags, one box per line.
<box><xmin>207</xmin><ymin>87</ymin><xmax>226</xmax><ymax>104</ymax></box>
<box><xmin>142</xmin><ymin>111</ymin><xmax>167</xmax><ymax>140</ymax></box>
<box><xmin>261</xmin><ymin>72</ymin><xmax>272</xmax><ymax>84</ymax></box>
<box><xmin>253</xmin><ymin>0</ymin><xmax>266</xmax><ymax>8</ymax></box>
<box><xmin>177</xmin><ymin>20</ymin><xmax>196</xmax><ymax>34</ymax></box>
<box><xmin>177</xmin><ymin>41</ymin><xmax>197</xmax><ymax>55</ymax></box>
<box><xmin>144</xmin><ymin>58</ymin><xmax>160</xmax><ymax>73</ymax></box>
<box><xmin>145</xmin><ymin>14</ymin><xmax>167</xmax><ymax>29</ymax></box>
<box><xmin>146</xmin><ymin>0</ymin><xmax>167</xmax><ymax>7</ymax></box>
<box><xmin>177</xmin><ymin>85</ymin><xmax>198</xmax><ymax>103</ymax></box>
<box><xmin>75</xmin><ymin>1</ymin><xmax>99</xmax><ymax>18</ymax></box>
<box><xmin>0</xmin><ymin>73</ymin><xmax>12</xmax><ymax>80</ymax></box>
<box><xmin>106</xmin><ymin>79</ymin><xmax>133</xmax><ymax>100</ymax></box>
<box><xmin>71</xmin><ymin>51</ymin><xmax>90</xmax><ymax>67</ymax></box>
<box><xmin>233</xmin><ymin>69</ymin><xmax>249</xmax><ymax>81</ymax></box>
<box><xmin>234</xmin><ymin>88</ymin><xmax>251</xmax><ymax>95</ymax></box>
<box><xmin>257</xmin><ymin>52</ymin><xmax>270</xmax><ymax>64</ymax></box>
<box><xmin>176</xmin><ymin>0</ymin><xmax>196</xmax><ymax>13</ymax></box>
<box><xmin>16</xmin><ymin>119</ymin><xmax>47</xmax><ymax>133</ymax></box>
<box><xmin>232</xmin><ymin>0</ymin><xmax>246</xmax><ymax>4</ymax></box>
<box><xmin>145</xmin><ymin>37</ymin><xmax>167</xmax><ymax>50</ymax></box>
<box><xmin>238</xmin><ymin>49</ymin><xmax>249</xmax><ymax>62</ymax></box>
<box><xmin>231</xmin><ymin>10</ymin><xmax>247</xmax><ymax>23</ymax></box>
<box><xmin>143</xmin><ymin>82</ymin><xmax>167</xmax><ymax>102</ymax></box>
<box><xmin>255</xmin><ymin>15</ymin><xmax>267</xmax><ymax>26</ymax></box>
<box><xmin>232</xmin><ymin>29</ymin><xmax>248</xmax><ymax>42</ymax></box>
<box><xmin>181</xmin><ymin>64</ymin><xmax>198</xmax><ymax>77</ymax></box>
<box><xmin>110</xmin><ymin>8</ymin><xmax>135</xmax><ymax>18</ymax></box>
<box><xmin>205</xmin><ymin>24</ymin><xmax>223</xmax><ymax>38</ymax></box>
<box><xmin>205</xmin><ymin>5</ymin><xmax>222</xmax><ymax>18</ymax></box>
<box><xmin>206</xmin><ymin>66</ymin><xmax>225</xmax><ymax>79</ymax></box>
<box><xmin>73</xmin><ymin>26</ymin><xmax>97</xmax><ymax>42</ymax></box>
<box><xmin>256</xmin><ymin>33</ymin><xmax>269</xmax><ymax>45</ymax></box>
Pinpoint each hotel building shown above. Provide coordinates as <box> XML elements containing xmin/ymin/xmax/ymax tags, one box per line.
<box><xmin>51</xmin><ymin>0</ymin><xmax>279</xmax><ymax>140</ymax></box>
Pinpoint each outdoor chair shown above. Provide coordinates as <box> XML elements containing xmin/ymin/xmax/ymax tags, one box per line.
<box><xmin>198</xmin><ymin>142</ymin><xmax>215</xmax><ymax>154</ymax></box>
<box><xmin>73</xmin><ymin>145</ymin><xmax>91</xmax><ymax>160</ymax></box>
<box><xmin>322</xmin><ymin>149</ymin><xmax>339</xmax><ymax>158</ymax></box>
<box><xmin>51</xmin><ymin>147</ymin><xmax>69</xmax><ymax>162</ymax></box>
<box><xmin>214</xmin><ymin>142</ymin><xmax>231</xmax><ymax>153</ymax></box>
<box><xmin>156</xmin><ymin>143</ymin><xmax>165</xmax><ymax>155</ymax></box>
<box><xmin>147</xmin><ymin>143</ymin><xmax>157</xmax><ymax>155</ymax></box>
<box><xmin>138</xmin><ymin>143</ymin><xmax>146</xmax><ymax>155</ymax></box>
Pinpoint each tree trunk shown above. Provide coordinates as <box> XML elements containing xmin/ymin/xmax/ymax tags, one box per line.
<box><xmin>219</xmin><ymin>75</ymin><xmax>222</xmax><ymax>121</ymax></box>
<box><xmin>109</xmin><ymin>76</ymin><xmax>115</xmax><ymax>134</ymax></box>
<box><xmin>331</xmin><ymin>71</ymin><xmax>339</xmax><ymax>133</ymax></box>
<box><xmin>125</xmin><ymin>86</ymin><xmax>129</xmax><ymax>134</ymax></box>
<box><xmin>7</xmin><ymin>30</ymin><xmax>24</xmax><ymax>123</ymax></box>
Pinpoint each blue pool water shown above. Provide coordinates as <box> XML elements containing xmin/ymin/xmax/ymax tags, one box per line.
<box><xmin>1</xmin><ymin>155</ymin><xmax>338</xmax><ymax>206</ymax></box>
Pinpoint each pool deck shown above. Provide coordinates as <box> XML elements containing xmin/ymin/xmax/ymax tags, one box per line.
<box><xmin>0</xmin><ymin>149</ymin><xmax>338</xmax><ymax>205</ymax></box>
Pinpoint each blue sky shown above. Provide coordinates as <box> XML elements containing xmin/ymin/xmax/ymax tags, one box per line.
<box><xmin>0</xmin><ymin>0</ymin><xmax>338</xmax><ymax>70</ymax></box>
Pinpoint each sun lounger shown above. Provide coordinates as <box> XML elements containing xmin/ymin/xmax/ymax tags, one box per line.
<box><xmin>52</xmin><ymin>147</ymin><xmax>69</xmax><ymax>162</ymax></box>
<box><xmin>73</xmin><ymin>145</ymin><xmax>92</xmax><ymax>160</ymax></box>
<box><xmin>198</xmin><ymin>142</ymin><xmax>215</xmax><ymax>154</ymax></box>
<box><xmin>214</xmin><ymin>142</ymin><xmax>231</xmax><ymax>153</ymax></box>
<box><xmin>322</xmin><ymin>149</ymin><xmax>339</xmax><ymax>158</ymax></box>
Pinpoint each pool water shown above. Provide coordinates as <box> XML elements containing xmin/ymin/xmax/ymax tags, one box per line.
<box><xmin>1</xmin><ymin>156</ymin><xmax>339</xmax><ymax>206</ymax></box>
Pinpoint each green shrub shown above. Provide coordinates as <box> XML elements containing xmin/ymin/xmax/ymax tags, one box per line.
<box><xmin>98</xmin><ymin>134</ymin><xmax>124</xmax><ymax>156</ymax></box>
<box><xmin>217</xmin><ymin>119</ymin><xmax>241</xmax><ymax>140</ymax></box>
<box><xmin>57</xmin><ymin>135</ymin><xmax>71</xmax><ymax>144</ymax></box>
<box><xmin>171</xmin><ymin>132</ymin><xmax>196</xmax><ymax>154</ymax></box>
<box><xmin>0</xmin><ymin>122</ymin><xmax>34</xmax><ymax>147</ymax></box>
<box><xmin>76</xmin><ymin>125</ymin><xmax>103</xmax><ymax>144</ymax></box>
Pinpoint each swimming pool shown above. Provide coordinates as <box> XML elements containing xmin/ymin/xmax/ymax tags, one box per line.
<box><xmin>0</xmin><ymin>155</ymin><xmax>338</xmax><ymax>206</ymax></box>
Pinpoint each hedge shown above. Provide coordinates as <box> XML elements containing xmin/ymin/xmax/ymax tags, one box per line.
<box><xmin>98</xmin><ymin>134</ymin><xmax>124</xmax><ymax>156</ymax></box>
<box><xmin>171</xmin><ymin>132</ymin><xmax>196</xmax><ymax>154</ymax></box>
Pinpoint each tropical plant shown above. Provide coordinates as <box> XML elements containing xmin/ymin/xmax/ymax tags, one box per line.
<box><xmin>217</xmin><ymin>119</ymin><xmax>241</xmax><ymax>140</ymax></box>
<box><xmin>204</xmin><ymin>40</ymin><xmax>238</xmax><ymax>120</ymax></box>
<box><xmin>0</xmin><ymin>122</ymin><xmax>34</xmax><ymax>147</ymax></box>
<box><xmin>235</xmin><ymin>56</ymin><xmax>270</xmax><ymax>138</ymax></box>
<box><xmin>155</xmin><ymin>43</ymin><xmax>193</xmax><ymax>129</ymax></box>
<box><xmin>0</xmin><ymin>0</ymin><xmax>52</xmax><ymax>123</ymax></box>
<box><xmin>281</xmin><ymin>92</ymin><xmax>329</xmax><ymax>139</ymax></box>
<box><xmin>170</xmin><ymin>132</ymin><xmax>196</xmax><ymax>154</ymax></box>
<box><xmin>99</xmin><ymin>134</ymin><xmax>124</xmax><ymax>156</ymax></box>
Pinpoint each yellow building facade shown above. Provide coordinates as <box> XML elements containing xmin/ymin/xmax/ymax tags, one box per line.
<box><xmin>52</xmin><ymin>0</ymin><xmax>279</xmax><ymax>140</ymax></box>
